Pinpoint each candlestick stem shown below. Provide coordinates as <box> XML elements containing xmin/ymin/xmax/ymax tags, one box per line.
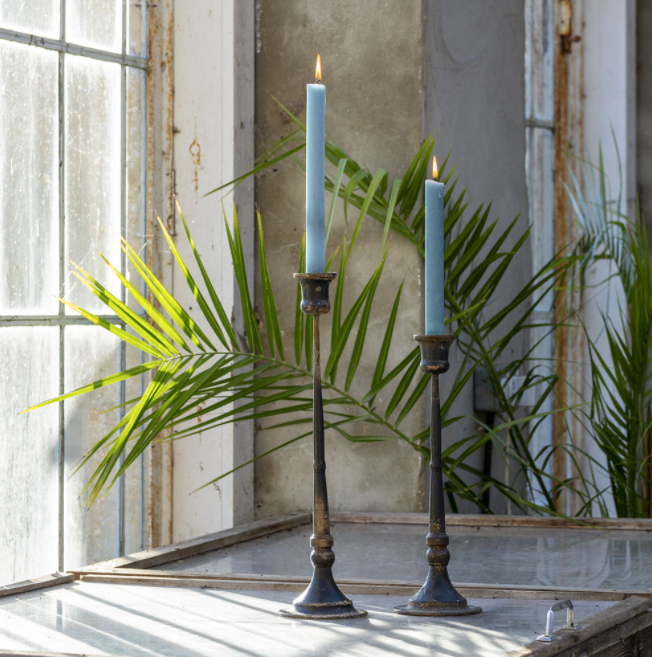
<box><xmin>279</xmin><ymin>273</ymin><xmax>366</xmax><ymax>620</ymax></box>
<box><xmin>395</xmin><ymin>335</ymin><xmax>482</xmax><ymax>617</ymax></box>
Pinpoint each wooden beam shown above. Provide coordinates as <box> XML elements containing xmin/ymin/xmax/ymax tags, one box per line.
<box><xmin>502</xmin><ymin>595</ymin><xmax>652</xmax><ymax>656</ymax></box>
<box><xmin>0</xmin><ymin>652</ymin><xmax>128</xmax><ymax>657</ymax></box>
<box><xmin>75</xmin><ymin>569</ymin><xmax>652</xmax><ymax>602</ymax></box>
<box><xmin>0</xmin><ymin>573</ymin><xmax>74</xmax><ymax>600</ymax></box>
<box><xmin>77</xmin><ymin>512</ymin><xmax>311</xmax><ymax>572</ymax></box>
<box><xmin>332</xmin><ymin>511</ymin><xmax>652</xmax><ymax>531</ymax></box>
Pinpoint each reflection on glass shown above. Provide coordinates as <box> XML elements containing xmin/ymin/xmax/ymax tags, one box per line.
<box><xmin>0</xmin><ymin>327</ymin><xmax>59</xmax><ymax>585</ymax></box>
<box><xmin>0</xmin><ymin>41</ymin><xmax>59</xmax><ymax>315</ymax></box>
<box><xmin>64</xmin><ymin>326</ymin><xmax>121</xmax><ymax>569</ymax></box>
<box><xmin>66</xmin><ymin>0</ymin><xmax>122</xmax><ymax>54</ymax></box>
<box><xmin>0</xmin><ymin>0</ymin><xmax>60</xmax><ymax>39</ymax></box>
<box><xmin>64</xmin><ymin>55</ymin><xmax>121</xmax><ymax>314</ymax></box>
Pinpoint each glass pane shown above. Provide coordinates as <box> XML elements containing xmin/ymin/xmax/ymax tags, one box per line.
<box><xmin>64</xmin><ymin>55</ymin><xmax>121</xmax><ymax>314</ymax></box>
<box><xmin>126</xmin><ymin>67</ymin><xmax>145</xmax><ymax>247</ymax></box>
<box><xmin>64</xmin><ymin>326</ymin><xmax>120</xmax><ymax>568</ymax></box>
<box><xmin>0</xmin><ymin>327</ymin><xmax>59</xmax><ymax>585</ymax></box>
<box><xmin>66</xmin><ymin>0</ymin><xmax>122</xmax><ymax>54</ymax></box>
<box><xmin>0</xmin><ymin>0</ymin><xmax>60</xmax><ymax>39</ymax></box>
<box><xmin>127</xmin><ymin>0</ymin><xmax>146</xmax><ymax>57</ymax></box>
<box><xmin>0</xmin><ymin>41</ymin><xmax>59</xmax><ymax>315</ymax></box>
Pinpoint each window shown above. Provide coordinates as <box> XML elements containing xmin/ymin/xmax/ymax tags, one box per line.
<box><xmin>0</xmin><ymin>1</ymin><xmax>148</xmax><ymax>583</ymax></box>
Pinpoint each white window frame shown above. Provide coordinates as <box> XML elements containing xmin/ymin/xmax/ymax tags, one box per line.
<box><xmin>0</xmin><ymin>3</ymin><xmax>149</xmax><ymax>570</ymax></box>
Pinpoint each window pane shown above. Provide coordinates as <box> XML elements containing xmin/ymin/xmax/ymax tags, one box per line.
<box><xmin>64</xmin><ymin>55</ymin><xmax>121</xmax><ymax>314</ymax></box>
<box><xmin>64</xmin><ymin>326</ymin><xmax>120</xmax><ymax>568</ymax></box>
<box><xmin>127</xmin><ymin>0</ymin><xmax>146</xmax><ymax>57</ymax></box>
<box><xmin>0</xmin><ymin>327</ymin><xmax>60</xmax><ymax>585</ymax></box>
<box><xmin>66</xmin><ymin>0</ymin><xmax>122</xmax><ymax>54</ymax></box>
<box><xmin>0</xmin><ymin>0</ymin><xmax>60</xmax><ymax>39</ymax></box>
<box><xmin>126</xmin><ymin>67</ymin><xmax>145</xmax><ymax>246</ymax></box>
<box><xmin>0</xmin><ymin>41</ymin><xmax>59</xmax><ymax>315</ymax></box>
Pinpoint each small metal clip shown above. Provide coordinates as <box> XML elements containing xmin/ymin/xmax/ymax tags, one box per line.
<box><xmin>537</xmin><ymin>600</ymin><xmax>582</xmax><ymax>642</ymax></box>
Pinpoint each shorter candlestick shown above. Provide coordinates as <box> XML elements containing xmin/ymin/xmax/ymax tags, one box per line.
<box><xmin>279</xmin><ymin>272</ymin><xmax>366</xmax><ymax>620</ymax></box>
<box><xmin>395</xmin><ymin>335</ymin><xmax>481</xmax><ymax>617</ymax></box>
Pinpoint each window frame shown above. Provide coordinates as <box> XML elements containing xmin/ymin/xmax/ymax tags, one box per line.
<box><xmin>0</xmin><ymin>1</ymin><xmax>149</xmax><ymax>571</ymax></box>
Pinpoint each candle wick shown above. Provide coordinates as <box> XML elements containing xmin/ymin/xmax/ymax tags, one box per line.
<box><xmin>315</xmin><ymin>78</ymin><xmax>322</xmax><ymax>84</ymax></box>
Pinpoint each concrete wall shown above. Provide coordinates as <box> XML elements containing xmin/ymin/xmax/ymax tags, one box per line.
<box><xmin>638</xmin><ymin>0</ymin><xmax>652</xmax><ymax>233</ymax></box>
<box><xmin>254</xmin><ymin>0</ymin><xmax>426</xmax><ymax>517</ymax></box>
<box><xmin>423</xmin><ymin>0</ymin><xmax>529</xmax><ymax>512</ymax></box>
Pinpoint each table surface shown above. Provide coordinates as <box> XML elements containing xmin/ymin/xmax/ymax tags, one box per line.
<box><xmin>0</xmin><ymin>582</ymin><xmax>613</xmax><ymax>657</ymax></box>
<box><xmin>164</xmin><ymin>521</ymin><xmax>652</xmax><ymax>591</ymax></box>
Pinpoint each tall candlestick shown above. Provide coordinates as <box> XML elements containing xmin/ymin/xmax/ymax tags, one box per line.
<box><xmin>394</xmin><ymin>335</ymin><xmax>481</xmax><ymax>617</ymax></box>
<box><xmin>280</xmin><ymin>273</ymin><xmax>367</xmax><ymax>620</ymax></box>
<box><xmin>425</xmin><ymin>157</ymin><xmax>445</xmax><ymax>334</ymax></box>
<box><xmin>306</xmin><ymin>55</ymin><xmax>326</xmax><ymax>273</ymax></box>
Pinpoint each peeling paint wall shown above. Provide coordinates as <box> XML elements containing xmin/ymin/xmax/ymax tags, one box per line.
<box><xmin>171</xmin><ymin>0</ymin><xmax>255</xmax><ymax>540</ymax></box>
<box><xmin>145</xmin><ymin>0</ymin><xmax>174</xmax><ymax>549</ymax></box>
<box><xmin>254</xmin><ymin>0</ymin><xmax>426</xmax><ymax>517</ymax></box>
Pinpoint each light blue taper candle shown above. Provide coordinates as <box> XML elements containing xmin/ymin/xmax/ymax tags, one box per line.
<box><xmin>305</xmin><ymin>55</ymin><xmax>326</xmax><ymax>273</ymax></box>
<box><xmin>425</xmin><ymin>158</ymin><xmax>445</xmax><ymax>335</ymax></box>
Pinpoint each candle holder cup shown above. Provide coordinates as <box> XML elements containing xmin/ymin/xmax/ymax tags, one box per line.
<box><xmin>394</xmin><ymin>335</ymin><xmax>482</xmax><ymax>617</ymax></box>
<box><xmin>279</xmin><ymin>272</ymin><xmax>367</xmax><ymax>620</ymax></box>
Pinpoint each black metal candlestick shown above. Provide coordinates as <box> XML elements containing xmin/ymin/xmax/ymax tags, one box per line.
<box><xmin>395</xmin><ymin>335</ymin><xmax>481</xmax><ymax>617</ymax></box>
<box><xmin>279</xmin><ymin>272</ymin><xmax>367</xmax><ymax>620</ymax></box>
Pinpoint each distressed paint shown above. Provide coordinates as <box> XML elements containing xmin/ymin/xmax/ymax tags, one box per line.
<box><xmin>567</xmin><ymin>0</ymin><xmax>585</xmax><ymax>517</ymax></box>
<box><xmin>552</xmin><ymin>0</ymin><xmax>572</xmax><ymax>514</ymax></box>
<box><xmin>525</xmin><ymin>0</ymin><xmax>556</xmax><ymax>509</ymax></box>
<box><xmin>144</xmin><ymin>0</ymin><xmax>174</xmax><ymax>550</ymax></box>
<box><xmin>171</xmin><ymin>0</ymin><xmax>255</xmax><ymax>541</ymax></box>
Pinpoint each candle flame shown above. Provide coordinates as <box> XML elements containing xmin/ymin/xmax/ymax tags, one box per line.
<box><xmin>315</xmin><ymin>54</ymin><xmax>322</xmax><ymax>82</ymax></box>
<box><xmin>432</xmin><ymin>156</ymin><xmax>439</xmax><ymax>180</ymax></box>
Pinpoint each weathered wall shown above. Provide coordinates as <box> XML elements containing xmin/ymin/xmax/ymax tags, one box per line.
<box><xmin>423</xmin><ymin>0</ymin><xmax>529</xmax><ymax>513</ymax></box>
<box><xmin>254</xmin><ymin>0</ymin><xmax>426</xmax><ymax>517</ymax></box>
<box><xmin>172</xmin><ymin>0</ymin><xmax>255</xmax><ymax>539</ymax></box>
<box><xmin>638</xmin><ymin>0</ymin><xmax>652</xmax><ymax>234</ymax></box>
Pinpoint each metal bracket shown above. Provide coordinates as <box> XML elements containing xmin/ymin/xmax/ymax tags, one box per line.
<box><xmin>537</xmin><ymin>600</ymin><xmax>582</xmax><ymax>642</ymax></box>
<box><xmin>473</xmin><ymin>367</ymin><xmax>535</xmax><ymax>413</ymax></box>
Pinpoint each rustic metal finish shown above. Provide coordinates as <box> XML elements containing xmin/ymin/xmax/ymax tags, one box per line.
<box><xmin>293</xmin><ymin>272</ymin><xmax>337</xmax><ymax>315</ymax></box>
<box><xmin>279</xmin><ymin>273</ymin><xmax>367</xmax><ymax>620</ymax></box>
<box><xmin>395</xmin><ymin>335</ymin><xmax>482</xmax><ymax>617</ymax></box>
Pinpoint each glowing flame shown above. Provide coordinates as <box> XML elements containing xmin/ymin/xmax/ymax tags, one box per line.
<box><xmin>315</xmin><ymin>54</ymin><xmax>322</xmax><ymax>82</ymax></box>
<box><xmin>432</xmin><ymin>156</ymin><xmax>439</xmax><ymax>180</ymax></box>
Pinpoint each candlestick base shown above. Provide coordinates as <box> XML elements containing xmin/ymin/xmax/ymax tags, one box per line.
<box><xmin>394</xmin><ymin>568</ymin><xmax>481</xmax><ymax>616</ymax></box>
<box><xmin>279</xmin><ymin>567</ymin><xmax>367</xmax><ymax>620</ymax></box>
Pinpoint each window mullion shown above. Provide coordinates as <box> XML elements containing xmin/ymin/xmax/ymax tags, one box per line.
<box><xmin>118</xmin><ymin>0</ymin><xmax>128</xmax><ymax>558</ymax></box>
<box><xmin>57</xmin><ymin>0</ymin><xmax>66</xmax><ymax>574</ymax></box>
<box><xmin>0</xmin><ymin>28</ymin><xmax>148</xmax><ymax>70</ymax></box>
